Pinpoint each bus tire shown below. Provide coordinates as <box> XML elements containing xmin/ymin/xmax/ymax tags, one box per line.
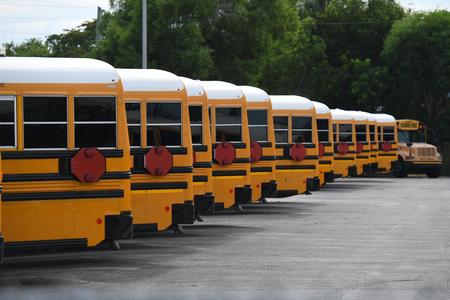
<box><xmin>426</xmin><ymin>168</ymin><xmax>441</xmax><ymax>178</ymax></box>
<box><xmin>393</xmin><ymin>158</ymin><xmax>408</xmax><ymax>178</ymax></box>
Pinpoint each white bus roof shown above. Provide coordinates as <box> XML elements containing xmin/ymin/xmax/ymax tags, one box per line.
<box><xmin>330</xmin><ymin>109</ymin><xmax>354</xmax><ymax>121</ymax></box>
<box><xmin>269</xmin><ymin>95</ymin><xmax>314</xmax><ymax>110</ymax></box>
<box><xmin>239</xmin><ymin>86</ymin><xmax>270</xmax><ymax>103</ymax></box>
<box><xmin>200</xmin><ymin>81</ymin><xmax>243</xmax><ymax>100</ymax></box>
<box><xmin>374</xmin><ymin>113</ymin><xmax>396</xmax><ymax>123</ymax></box>
<box><xmin>0</xmin><ymin>57</ymin><xmax>119</xmax><ymax>84</ymax></box>
<box><xmin>179</xmin><ymin>77</ymin><xmax>205</xmax><ymax>97</ymax></box>
<box><xmin>117</xmin><ymin>68</ymin><xmax>184</xmax><ymax>92</ymax></box>
<box><xmin>312</xmin><ymin>101</ymin><xmax>330</xmax><ymax>115</ymax></box>
<box><xmin>359</xmin><ymin>111</ymin><xmax>376</xmax><ymax>122</ymax></box>
<box><xmin>349</xmin><ymin>110</ymin><xmax>369</xmax><ymax>121</ymax></box>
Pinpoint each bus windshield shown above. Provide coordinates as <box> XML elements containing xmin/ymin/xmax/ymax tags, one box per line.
<box><xmin>398</xmin><ymin>129</ymin><xmax>426</xmax><ymax>143</ymax></box>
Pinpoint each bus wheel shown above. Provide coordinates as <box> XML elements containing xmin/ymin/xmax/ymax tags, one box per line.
<box><xmin>426</xmin><ymin>168</ymin><xmax>441</xmax><ymax>178</ymax></box>
<box><xmin>393</xmin><ymin>158</ymin><xmax>408</xmax><ymax>178</ymax></box>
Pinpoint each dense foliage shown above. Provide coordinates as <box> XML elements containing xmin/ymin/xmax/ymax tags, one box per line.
<box><xmin>4</xmin><ymin>0</ymin><xmax>450</xmax><ymax>146</ymax></box>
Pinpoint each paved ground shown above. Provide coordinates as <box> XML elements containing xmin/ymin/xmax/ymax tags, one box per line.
<box><xmin>1</xmin><ymin>177</ymin><xmax>450</xmax><ymax>299</ymax></box>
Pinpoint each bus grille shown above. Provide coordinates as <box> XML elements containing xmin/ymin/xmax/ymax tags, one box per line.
<box><xmin>417</xmin><ymin>148</ymin><xmax>435</xmax><ymax>157</ymax></box>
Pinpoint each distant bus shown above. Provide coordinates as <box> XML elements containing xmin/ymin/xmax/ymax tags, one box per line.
<box><xmin>119</xmin><ymin>69</ymin><xmax>195</xmax><ymax>234</ymax></box>
<box><xmin>330</xmin><ymin>109</ymin><xmax>357</xmax><ymax>177</ymax></box>
<box><xmin>374</xmin><ymin>114</ymin><xmax>398</xmax><ymax>173</ymax></box>
<box><xmin>240</xmin><ymin>86</ymin><xmax>277</xmax><ymax>202</ymax></box>
<box><xmin>201</xmin><ymin>81</ymin><xmax>252</xmax><ymax>211</ymax></box>
<box><xmin>180</xmin><ymin>77</ymin><xmax>215</xmax><ymax>217</ymax></box>
<box><xmin>395</xmin><ymin>119</ymin><xmax>442</xmax><ymax>178</ymax></box>
<box><xmin>270</xmin><ymin>95</ymin><xmax>320</xmax><ymax>196</ymax></box>
<box><xmin>312</xmin><ymin>101</ymin><xmax>335</xmax><ymax>185</ymax></box>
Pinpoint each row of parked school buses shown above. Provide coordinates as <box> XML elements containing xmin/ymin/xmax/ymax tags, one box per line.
<box><xmin>0</xmin><ymin>57</ymin><xmax>442</xmax><ymax>263</ymax></box>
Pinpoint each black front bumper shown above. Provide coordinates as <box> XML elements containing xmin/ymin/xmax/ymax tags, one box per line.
<box><xmin>105</xmin><ymin>211</ymin><xmax>133</xmax><ymax>240</ymax></box>
<box><xmin>194</xmin><ymin>193</ymin><xmax>215</xmax><ymax>215</ymax></box>
<box><xmin>172</xmin><ymin>201</ymin><xmax>195</xmax><ymax>225</ymax></box>
<box><xmin>306</xmin><ymin>177</ymin><xmax>320</xmax><ymax>192</ymax></box>
<box><xmin>261</xmin><ymin>180</ymin><xmax>277</xmax><ymax>199</ymax></box>
<box><xmin>403</xmin><ymin>161</ymin><xmax>443</xmax><ymax>173</ymax></box>
<box><xmin>325</xmin><ymin>171</ymin><xmax>335</xmax><ymax>183</ymax></box>
<box><xmin>235</xmin><ymin>185</ymin><xmax>252</xmax><ymax>205</ymax></box>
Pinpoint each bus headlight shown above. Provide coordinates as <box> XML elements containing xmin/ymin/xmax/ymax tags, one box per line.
<box><xmin>437</xmin><ymin>153</ymin><xmax>442</xmax><ymax>161</ymax></box>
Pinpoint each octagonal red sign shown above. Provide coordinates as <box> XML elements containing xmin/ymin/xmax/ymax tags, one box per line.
<box><xmin>250</xmin><ymin>141</ymin><xmax>262</xmax><ymax>163</ymax></box>
<box><xmin>356</xmin><ymin>143</ymin><xmax>364</xmax><ymax>154</ymax></box>
<box><xmin>214</xmin><ymin>142</ymin><xmax>236</xmax><ymax>166</ymax></box>
<box><xmin>318</xmin><ymin>143</ymin><xmax>325</xmax><ymax>158</ymax></box>
<box><xmin>337</xmin><ymin>143</ymin><xmax>349</xmax><ymax>155</ymax></box>
<box><xmin>145</xmin><ymin>146</ymin><xmax>173</xmax><ymax>176</ymax></box>
<box><xmin>289</xmin><ymin>143</ymin><xmax>306</xmax><ymax>161</ymax></box>
<box><xmin>382</xmin><ymin>141</ymin><xmax>392</xmax><ymax>152</ymax></box>
<box><xmin>71</xmin><ymin>147</ymin><xmax>106</xmax><ymax>183</ymax></box>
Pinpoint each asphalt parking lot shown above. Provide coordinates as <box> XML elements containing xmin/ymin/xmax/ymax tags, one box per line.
<box><xmin>1</xmin><ymin>177</ymin><xmax>450</xmax><ymax>299</ymax></box>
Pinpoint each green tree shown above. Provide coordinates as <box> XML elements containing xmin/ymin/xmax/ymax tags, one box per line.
<box><xmin>46</xmin><ymin>21</ymin><xmax>97</xmax><ymax>58</ymax></box>
<box><xmin>96</xmin><ymin>0</ymin><xmax>214</xmax><ymax>79</ymax></box>
<box><xmin>295</xmin><ymin>0</ymin><xmax>404</xmax><ymax>109</ymax></box>
<box><xmin>5</xmin><ymin>38</ymin><xmax>50</xmax><ymax>57</ymax></box>
<box><xmin>383</xmin><ymin>10</ymin><xmax>450</xmax><ymax>144</ymax></box>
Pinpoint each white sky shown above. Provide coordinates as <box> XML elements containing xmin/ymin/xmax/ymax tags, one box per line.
<box><xmin>0</xmin><ymin>0</ymin><xmax>449</xmax><ymax>45</ymax></box>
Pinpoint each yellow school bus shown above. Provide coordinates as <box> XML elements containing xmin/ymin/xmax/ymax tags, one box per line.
<box><xmin>179</xmin><ymin>77</ymin><xmax>214</xmax><ymax>217</ymax></box>
<box><xmin>312</xmin><ymin>101</ymin><xmax>334</xmax><ymax>185</ymax></box>
<box><xmin>240</xmin><ymin>86</ymin><xmax>277</xmax><ymax>203</ymax></box>
<box><xmin>201</xmin><ymin>81</ymin><xmax>252</xmax><ymax>211</ymax></box>
<box><xmin>360</xmin><ymin>112</ymin><xmax>378</xmax><ymax>173</ymax></box>
<box><xmin>0</xmin><ymin>57</ymin><xmax>133</xmax><ymax>252</ymax></box>
<box><xmin>270</xmin><ymin>95</ymin><xmax>320</xmax><ymax>196</ymax></box>
<box><xmin>351</xmin><ymin>111</ymin><xmax>371</xmax><ymax>175</ymax></box>
<box><xmin>330</xmin><ymin>109</ymin><xmax>357</xmax><ymax>177</ymax></box>
<box><xmin>374</xmin><ymin>113</ymin><xmax>398</xmax><ymax>173</ymax></box>
<box><xmin>395</xmin><ymin>119</ymin><xmax>442</xmax><ymax>178</ymax></box>
<box><xmin>118</xmin><ymin>69</ymin><xmax>195</xmax><ymax>234</ymax></box>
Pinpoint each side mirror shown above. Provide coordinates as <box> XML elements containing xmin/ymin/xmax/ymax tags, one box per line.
<box><xmin>406</xmin><ymin>142</ymin><xmax>413</xmax><ymax>147</ymax></box>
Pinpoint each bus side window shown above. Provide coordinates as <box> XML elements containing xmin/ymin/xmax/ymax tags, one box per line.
<box><xmin>317</xmin><ymin>119</ymin><xmax>329</xmax><ymax>143</ymax></box>
<box><xmin>333</xmin><ymin>124</ymin><xmax>337</xmax><ymax>142</ymax></box>
<box><xmin>23</xmin><ymin>96</ymin><xmax>67</xmax><ymax>149</ymax></box>
<box><xmin>126</xmin><ymin>102</ymin><xmax>141</xmax><ymax>147</ymax></box>
<box><xmin>339</xmin><ymin>124</ymin><xmax>352</xmax><ymax>143</ymax></box>
<box><xmin>0</xmin><ymin>96</ymin><xmax>16</xmax><ymax>148</ymax></box>
<box><xmin>74</xmin><ymin>96</ymin><xmax>117</xmax><ymax>148</ymax></box>
<box><xmin>383</xmin><ymin>126</ymin><xmax>395</xmax><ymax>141</ymax></box>
<box><xmin>248</xmin><ymin>109</ymin><xmax>268</xmax><ymax>142</ymax></box>
<box><xmin>377</xmin><ymin>126</ymin><xmax>382</xmax><ymax>142</ymax></box>
<box><xmin>147</xmin><ymin>102</ymin><xmax>182</xmax><ymax>146</ymax></box>
<box><xmin>369</xmin><ymin>125</ymin><xmax>375</xmax><ymax>142</ymax></box>
<box><xmin>355</xmin><ymin>125</ymin><xmax>367</xmax><ymax>142</ymax></box>
<box><xmin>292</xmin><ymin>116</ymin><xmax>312</xmax><ymax>143</ymax></box>
<box><xmin>273</xmin><ymin>116</ymin><xmax>288</xmax><ymax>144</ymax></box>
<box><xmin>215</xmin><ymin>107</ymin><xmax>242</xmax><ymax>142</ymax></box>
<box><xmin>189</xmin><ymin>105</ymin><xmax>203</xmax><ymax>145</ymax></box>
